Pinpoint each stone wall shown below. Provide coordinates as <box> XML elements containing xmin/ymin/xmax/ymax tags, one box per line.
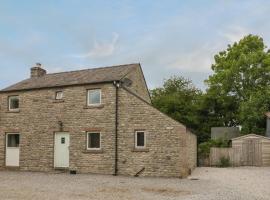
<box><xmin>186</xmin><ymin>130</ymin><xmax>197</xmax><ymax>171</ymax></box>
<box><xmin>117</xmin><ymin>87</ymin><xmax>197</xmax><ymax>177</ymax></box>
<box><xmin>0</xmin><ymin>83</ymin><xmax>116</xmax><ymax>174</ymax></box>
<box><xmin>0</xmin><ymin>82</ymin><xmax>197</xmax><ymax>177</ymax></box>
<box><xmin>123</xmin><ymin>65</ymin><xmax>151</xmax><ymax>103</ymax></box>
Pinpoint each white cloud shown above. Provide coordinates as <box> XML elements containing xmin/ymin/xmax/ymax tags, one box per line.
<box><xmin>166</xmin><ymin>44</ymin><xmax>215</xmax><ymax>73</ymax></box>
<box><xmin>219</xmin><ymin>26</ymin><xmax>250</xmax><ymax>43</ymax></box>
<box><xmin>72</xmin><ymin>33</ymin><xmax>119</xmax><ymax>58</ymax></box>
<box><xmin>166</xmin><ymin>26</ymin><xmax>251</xmax><ymax>73</ymax></box>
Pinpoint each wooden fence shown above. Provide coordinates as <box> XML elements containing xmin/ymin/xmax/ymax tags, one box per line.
<box><xmin>210</xmin><ymin>145</ymin><xmax>263</xmax><ymax>167</ymax></box>
<box><xmin>210</xmin><ymin>135</ymin><xmax>270</xmax><ymax>167</ymax></box>
<box><xmin>210</xmin><ymin>147</ymin><xmax>233</xmax><ymax>166</ymax></box>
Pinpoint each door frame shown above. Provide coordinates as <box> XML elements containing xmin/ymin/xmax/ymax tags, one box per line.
<box><xmin>5</xmin><ymin>132</ymin><xmax>20</xmax><ymax>167</ymax></box>
<box><xmin>54</xmin><ymin>132</ymin><xmax>70</xmax><ymax>169</ymax></box>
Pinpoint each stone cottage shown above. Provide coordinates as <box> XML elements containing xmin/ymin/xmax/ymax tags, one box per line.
<box><xmin>0</xmin><ymin>63</ymin><xmax>197</xmax><ymax>177</ymax></box>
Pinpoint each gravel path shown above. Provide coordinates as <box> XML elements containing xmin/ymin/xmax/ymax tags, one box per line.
<box><xmin>0</xmin><ymin>167</ymin><xmax>269</xmax><ymax>200</ymax></box>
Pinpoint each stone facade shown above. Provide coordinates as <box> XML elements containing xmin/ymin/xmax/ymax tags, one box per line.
<box><xmin>0</xmin><ymin>65</ymin><xmax>196</xmax><ymax>177</ymax></box>
<box><xmin>118</xmin><ymin>87</ymin><xmax>197</xmax><ymax>177</ymax></box>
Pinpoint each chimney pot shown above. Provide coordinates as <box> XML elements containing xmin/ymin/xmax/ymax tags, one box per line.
<box><xmin>31</xmin><ymin>63</ymin><xmax>46</xmax><ymax>78</ymax></box>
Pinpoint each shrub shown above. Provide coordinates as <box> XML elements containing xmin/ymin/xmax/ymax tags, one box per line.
<box><xmin>198</xmin><ymin>138</ymin><xmax>230</xmax><ymax>158</ymax></box>
<box><xmin>219</xmin><ymin>156</ymin><xmax>231</xmax><ymax>167</ymax></box>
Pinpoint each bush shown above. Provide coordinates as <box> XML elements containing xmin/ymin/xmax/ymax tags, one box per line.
<box><xmin>198</xmin><ymin>138</ymin><xmax>230</xmax><ymax>158</ymax></box>
<box><xmin>218</xmin><ymin>156</ymin><xmax>231</xmax><ymax>167</ymax></box>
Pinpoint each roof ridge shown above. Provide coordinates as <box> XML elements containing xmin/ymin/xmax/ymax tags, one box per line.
<box><xmin>0</xmin><ymin>63</ymin><xmax>142</xmax><ymax>92</ymax></box>
<box><xmin>45</xmin><ymin>63</ymin><xmax>139</xmax><ymax>76</ymax></box>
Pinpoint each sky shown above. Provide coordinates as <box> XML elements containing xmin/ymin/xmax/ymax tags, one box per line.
<box><xmin>0</xmin><ymin>0</ymin><xmax>270</xmax><ymax>90</ymax></box>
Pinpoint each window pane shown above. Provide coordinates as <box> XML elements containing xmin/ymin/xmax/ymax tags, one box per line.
<box><xmin>7</xmin><ymin>134</ymin><xmax>20</xmax><ymax>147</ymax></box>
<box><xmin>137</xmin><ymin>132</ymin><xmax>145</xmax><ymax>147</ymax></box>
<box><xmin>88</xmin><ymin>90</ymin><xmax>101</xmax><ymax>105</ymax></box>
<box><xmin>9</xmin><ymin>96</ymin><xmax>19</xmax><ymax>109</ymax></box>
<box><xmin>55</xmin><ymin>91</ymin><xmax>63</xmax><ymax>100</ymax></box>
<box><xmin>88</xmin><ymin>133</ymin><xmax>100</xmax><ymax>149</ymax></box>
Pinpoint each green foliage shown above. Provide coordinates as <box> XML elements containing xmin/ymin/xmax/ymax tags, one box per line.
<box><xmin>198</xmin><ymin>138</ymin><xmax>230</xmax><ymax>158</ymax></box>
<box><xmin>151</xmin><ymin>76</ymin><xmax>205</xmax><ymax>141</ymax></box>
<box><xmin>206</xmin><ymin>34</ymin><xmax>270</xmax><ymax>134</ymax></box>
<box><xmin>150</xmin><ymin>34</ymin><xmax>270</xmax><ymax>143</ymax></box>
<box><xmin>239</xmin><ymin>89</ymin><xmax>270</xmax><ymax>134</ymax></box>
<box><xmin>218</xmin><ymin>156</ymin><xmax>231</xmax><ymax>168</ymax></box>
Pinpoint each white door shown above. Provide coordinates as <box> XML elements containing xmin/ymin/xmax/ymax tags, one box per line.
<box><xmin>54</xmin><ymin>132</ymin><xmax>70</xmax><ymax>168</ymax></box>
<box><xmin>6</xmin><ymin>133</ymin><xmax>20</xmax><ymax>167</ymax></box>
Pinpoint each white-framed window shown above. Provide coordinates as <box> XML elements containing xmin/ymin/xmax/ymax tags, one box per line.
<box><xmin>87</xmin><ymin>132</ymin><xmax>101</xmax><ymax>150</ymax></box>
<box><xmin>8</xmin><ymin>96</ymin><xmax>19</xmax><ymax>111</ymax></box>
<box><xmin>55</xmin><ymin>91</ymin><xmax>63</xmax><ymax>100</ymax></box>
<box><xmin>87</xmin><ymin>89</ymin><xmax>101</xmax><ymax>106</ymax></box>
<box><xmin>135</xmin><ymin>131</ymin><xmax>146</xmax><ymax>148</ymax></box>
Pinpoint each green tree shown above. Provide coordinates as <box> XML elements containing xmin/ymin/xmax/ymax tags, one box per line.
<box><xmin>239</xmin><ymin>88</ymin><xmax>270</xmax><ymax>133</ymax></box>
<box><xmin>206</xmin><ymin>34</ymin><xmax>270</xmax><ymax>134</ymax></box>
<box><xmin>151</xmin><ymin>76</ymin><xmax>205</xmax><ymax>141</ymax></box>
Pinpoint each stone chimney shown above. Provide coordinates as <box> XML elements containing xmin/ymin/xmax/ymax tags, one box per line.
<box><xmin>31</xmin><ymin>63</ymin><xmax>46</xmax><ymax>78</ymax></box>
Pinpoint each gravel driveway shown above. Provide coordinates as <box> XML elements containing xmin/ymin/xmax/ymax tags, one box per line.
<box><xmin>0</xmin><ymin>167</ymin><xmax>269</xmax><ymax>200</ymax></box>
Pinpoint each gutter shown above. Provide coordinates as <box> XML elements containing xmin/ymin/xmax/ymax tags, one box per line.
<box><xmin>113</xmin><ymin>80</ymin><xmax>121</xmax><ymax>176</ymax></box>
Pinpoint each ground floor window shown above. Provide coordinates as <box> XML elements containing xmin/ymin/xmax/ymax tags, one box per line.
<box><xmin>135</xmin><ymin>131</ymin><xmax>146</xmax><ymax>148</ymax></box>
<box><xmin>87</xmin><ymin>132</ymin><xmax>101</xmax><ymax>150</ymax></box>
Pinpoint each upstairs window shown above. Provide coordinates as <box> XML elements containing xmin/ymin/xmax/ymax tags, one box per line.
<box><xmin>87</xmin><ymin>132</ymin><xmax>101</xmax><ymax>150</ymax></box>
<box><xmin>135</xmin><ymin>131</ymin><xmax>146</xmax><ymax>148</ymax></box>
<box><xmin>55</xmin><ymin>91</ymin><xmax>63</xmax><ymax>100</ymax></box>
<box><xmin>9</xmin><ymin>96</ymin><xmax>19</xmax><ymax>111</ymax></box>
<box><xmin>87</xmin><ymin>89</ymin><xmax>101</xmax><ymax>106</ymax></box>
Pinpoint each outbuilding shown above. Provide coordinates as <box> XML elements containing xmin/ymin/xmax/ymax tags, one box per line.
<box><xmin>232</xmin><ymin>134</ymin><xmax>270</xmax><ymax>166</ymax></box>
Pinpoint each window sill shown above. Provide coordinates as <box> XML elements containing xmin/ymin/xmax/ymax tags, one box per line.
<box><xmin>132</xmin><ymin>148</ymin><xmax>149</xmax><ymax>152</ymax></box>
<box><xmin>6</xmin><ymin>110</ymin><xmax>20</xmax><ymax>113</ymax></box>
<box><xmin>83</xmin><ymin>104</ymin><xmax>104</xmax><ymax>109</ymax></box>
<box><xmin>52</xmin><ymin>99</ymin><xmax>65</xmax><ymax>103</ymax></box>
<box><xmin>83</xmin><ymin>149</ymin><xmax>103</xmax><ymax>154</ymax></box>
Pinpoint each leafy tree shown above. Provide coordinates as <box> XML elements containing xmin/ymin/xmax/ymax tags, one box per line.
<box><xmin>151</xmin><ymin>76</ymin><xmax>205</xmax><ymax>141</ymax></box>
<box><xmin>239</xmin><ymin>88</ymin><xmax>270</xmax><ymax>133</ymax></box>
<box><xmin>151</xmin><ymin>34</ymin><xmax>270</xmax><ymax>143</ymax></box>
<box><xmin>206</xmin><ymin>34</ymin><xmax>270</xmax><ymax>134</ymax></box>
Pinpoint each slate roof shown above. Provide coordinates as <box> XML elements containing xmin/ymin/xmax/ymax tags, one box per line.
<box><xmin>1</xmin><ymin>63</ymin><xmax>139</xmax><ymax>92</ymax></box>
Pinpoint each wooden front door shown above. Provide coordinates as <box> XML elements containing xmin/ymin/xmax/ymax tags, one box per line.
<box><xmin>54</xmin><ymin>133</ymin><xmax>70</xmax><ymax>168</ymax></box>
<box><xmin>6</xmin><ymin>133</ymin><xmax>20</xmax><ymax>167</ymax></box>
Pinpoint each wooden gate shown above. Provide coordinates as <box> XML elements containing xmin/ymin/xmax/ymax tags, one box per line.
<box><xmin>242</xmin><ymin>139</ymin><xmax>262</xmax><ymax>166</ymax></box>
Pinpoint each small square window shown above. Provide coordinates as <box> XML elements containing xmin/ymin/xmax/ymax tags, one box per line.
<box><xmin>87</xmin><ymin>89</ymin><xmax>101</xmax><ymax>106</ymax></box>
<box><xmin>55</xmin><ymin>91</ymin><xmax>63</xmax><ymax>100</ymax></box>
<box><xmin>87</xmin><ymin>132</ymin><xmax>101</xmax><ymax>150</ymax></box>
<box><xmin>61</xmin><ymin>137</ymin><xmax>65</xmax><ymax>144</ymax></box>
<box><xmin>9</xmin><ymin>96</ymin><xmax>19</xmax><ymax>111</ymax></box>
<box><xmin>135</xmin><ymin>131</ymin><xmax>146</xmax><ymax>148</ymax></box>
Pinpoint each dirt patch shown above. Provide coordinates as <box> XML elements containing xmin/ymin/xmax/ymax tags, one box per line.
<box><xmin>99</xmin><ymin>187</ymin><xmax>130</xmax><ymax>193</ymax></box>
<box><xmin>141</xmin><ymin>187</ymin><xmax>191</xmax><ymax>197</ymax></box>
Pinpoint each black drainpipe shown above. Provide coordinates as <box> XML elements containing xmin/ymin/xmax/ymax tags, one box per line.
<box><xmin>113</xmin><ymin>81</ymin><xmax>120</xmax><ymax>176</ymax></box>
